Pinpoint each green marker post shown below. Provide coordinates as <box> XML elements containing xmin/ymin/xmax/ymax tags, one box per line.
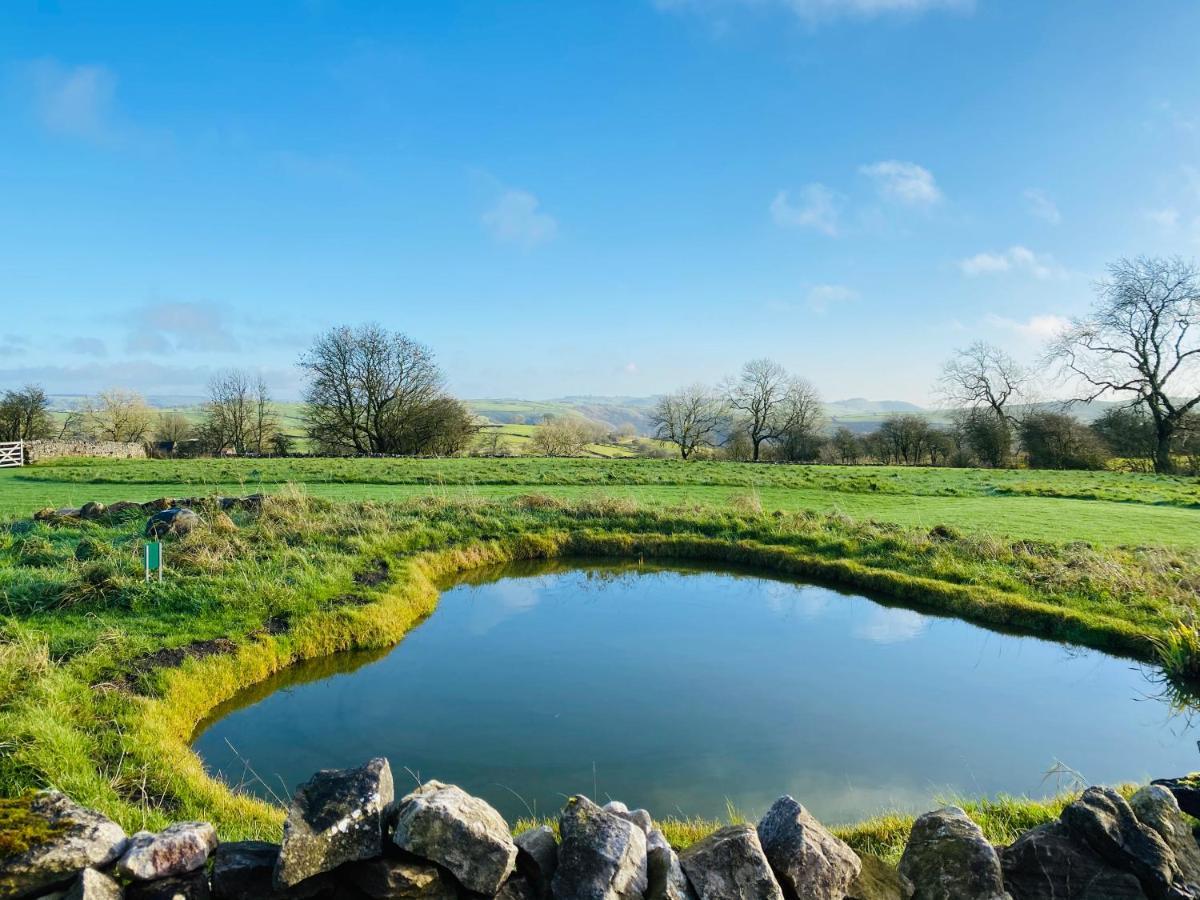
<box><xmin>145</xmin><ymin>541</ymin><xmax>163</xmax><ymax>582</ymax></box>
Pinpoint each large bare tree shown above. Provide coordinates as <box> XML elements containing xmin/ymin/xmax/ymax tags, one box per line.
<box><xmin>650</xmin><ymin>384</ymin><xmax>726</xmax><ymax>460</ymax></box>
<box><xmin>724</xmin><ymin>359</ymin><xmax>821</xmax><ymax>462</ymax></box>
<box><xmin>1049</xmin><ymin>256</ymin><xmax>1200</xmax><ymax>473</ymax></box>
<box><xmin>299</xmin><ymin>324</ymin><xmax>463</xmax><ymax>455</ymax></box>
<box><xmin>0</xmin><ymin>384</ymin><xmax>53</xmax><ymax>442</ymax></box>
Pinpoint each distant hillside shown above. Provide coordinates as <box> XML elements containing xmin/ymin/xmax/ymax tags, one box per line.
<box><xmin>466</xmin><ymin>397</ymin><xmax>658</xmax><ymax>433</ymax></box>
<box><xmin>826</xmin><ymin>398</ymin><xmax>925</xmax><ymax>414</ymax></box>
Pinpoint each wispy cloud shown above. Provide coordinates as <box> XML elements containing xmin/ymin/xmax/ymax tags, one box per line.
<box><xmin>482</xmin><ymin>188</ymin><xmax>558</xmax><ymax>248</ymax></box>
<box><xmin>655</xmin><ymin>0</ymin><xmax>972</xmax><ymax>24</ymax></box>
<box><xmin>859</xmin><ymin>160</ymin><xmax>942</xmax><ymax>206</ymax></box>
<box><xmin>959</xmin><ymin>246</ymin><xmax>1064</xmax><ymax>280</ymax></box>
<box><xmin>1023</xmin><ymin>189</ymin><xmax>1061</xmax><ymax>225</ymax></box>
<box><xmin>1</xmin><ymin>334</ymin><xmax>30</xmax><ymax>356</ymax></box>
<box><xmin>66</xmin><ymin>337</ymin><xmax>107</xmax><ymax>357</ymax></box>
<box><xmin>1145</xmin><ymin>208</ymin><xmax>1182</xmax><ymax>231</ymax></box>
<box><xmin>770</xmin><ymin>184</ymin><xmax>840</xmax><ymax>235</ymax></box>
<box><xmin>985</xmin><ymin>313</ymin><xmax>1070</xmax><ymax>341</ymax></box>
<box><xmin>806</xmin><ymin>283</ymin><xmax>858</xmax><ymax>313</ymax></box>
<box><xmin>126</xmin><ymin>301</ymin><xmax>240</xmax><ymax>354</ymax></box>
<box><xmin>25</xmin><ymin>59</ymin><xmax>118</xmax><ymax>143</ymax></box>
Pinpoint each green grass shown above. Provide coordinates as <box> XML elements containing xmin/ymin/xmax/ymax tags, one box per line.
<box><xmin>4</xmin><ymin>458</ymin><xmax>1198</xmax><ymax>546</ymax></box>
<box><xmin>1</xmin><ymin>485</ymin><xmax>1197</xmax><ymax>854</ymax></box>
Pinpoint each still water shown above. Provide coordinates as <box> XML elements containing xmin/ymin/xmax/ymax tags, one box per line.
<box><xmin>192</xmin><ymin>560</ymin><xmax>1195</xmax><ymax>824</ymax></box>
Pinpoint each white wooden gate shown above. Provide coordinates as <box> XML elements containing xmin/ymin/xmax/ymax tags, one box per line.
<box><xmin>0</xmin><ymin>441</ymin><xmax>24</xmax><ymax>467</ymax></box>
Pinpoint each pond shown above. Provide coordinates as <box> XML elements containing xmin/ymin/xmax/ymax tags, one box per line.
<box><xmin>192</xmin><ymin>560</ymin><xmax>1196</xmax><ymax>825</ymax></box>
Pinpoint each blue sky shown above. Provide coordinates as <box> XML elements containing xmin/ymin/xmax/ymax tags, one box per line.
<box><xmin>1</xmin><ymin>0</ymin><xmax>1199</xmax><ymax>403</ymax></box>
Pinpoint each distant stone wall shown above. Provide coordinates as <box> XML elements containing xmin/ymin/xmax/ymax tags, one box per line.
<box><xmin>26</xmin><ymin>439</ymin><xmax>147</xmax><ymax>463</ymax></box>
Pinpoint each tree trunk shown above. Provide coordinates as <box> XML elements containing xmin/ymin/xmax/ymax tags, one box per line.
<box><xmin>1155</xmin><ymin>425</ymin><xmax>1175</xmax><ymax>474</ymax></box>
<box><xmin>751</xmin><ymin>439</ymin><xmax>761</xmax><ymax>462</ymax></box>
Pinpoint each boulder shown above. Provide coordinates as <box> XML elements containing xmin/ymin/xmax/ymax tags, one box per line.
<box><xmin>496</xmin><ymin>874</ymin><xmax>538</xmax><ymax>900</ymax></box>
<box><xmin>144</xmin><ymin>508</ymin><xmax>200</xmax><ymax>539</ymax></box>
<box><xmin>1061</xmin><ymin>787</ymin><xmax>1177</xmax><ymax>898</ymax></box>
<box><xmin>275</xmin><ymin>757</ymin><xmax>394</xmax><ymax>888</ymax></box>
<box><xmin>210</xmin><ymin>840</ymin><xmax>331</xmax><ymax>900</ymax></box>
<box><xmin>1132</xmin><ymin>785</ymin><xmax>1200</xmax><ymax>889</ymax></box>
<box><xmin>897</xmin><ymin>807</ymin><xmax>1010</xmax><ymax>900</ymax></box>
<box><xmin>346</xmin><ymin>854</ymin><xmax>456</xmax><ymax>899</ymax></box>
<box><xmin>390</xmin><ymin>780</ymin><xmax>516</xmax><ymax>896</ymax></box>
<box><xmin>678</xmin><ymin>824</ymin><xmax>784</xmax><ymax>900</ymax></box>
<box><xmin>551</xmin><ymin>795</ymin><xmax>649</xmax><ymax>900</ymax></box>
<box><xmin>646</xmin><ymin>827</ymin><xmax>695</xmax><ymax>900</ymax></box>
<box><xmin>79</xmin><ymin>502</ymin><xmax>106</xmax><ymax>520</ymax></box>
<box><xmin>1001</xmin><ymin>820</ymin><xmax>1147</xmax><ymax>900</ymax></box>
<box><xmin>756</xmin><ymin>795</ymin><xmax>860</xmax><ymax>900</ymax></box>
<box><xmin>125</xmin><ymin>870</ymin><xmax>210</xmax><ymax>900</ymax></box>
<box><xmin>514</xmin><ymin>826</ymin><xmax>558</xmax><ymax>899</ymax></box>
<box><xmin>63</xmin><ymin>869</ymin><xmax>122</xmax><ymax>900</ymax></box>
<box><xmin>604</xmin><ymin>801</ymin><xmax>653</xmax><ymax>836</ymax></box>
<box><xmin>0</xmin><ymin>791</ymin><xmax>128</xmax><ymax>899</ymax></box>
<box><xmin>102</xmin><ymin>501</ymin><xmax>143</xmax><ymax>521</ymax></box>
<box><xmin>116</xmin><ymin>822</ymin><xmax>218</xmax><ymax>881</ymax></box>
<box><xmin>1152</xmin><ymin>779</ymin><xmax>1200</xmax><ymax>821</ymax></box>
<box><xmin>847</xmin><ymin>854</ymin><xmax>915</xmax><ymax>900</ymax></box>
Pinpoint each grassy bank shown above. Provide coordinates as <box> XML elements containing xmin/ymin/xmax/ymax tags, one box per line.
<box><xmin>1</xmin><ymin>489</ymin><xmax>1196</xmax><ymax>860</ymax></box>
<box><xmin>4</xmin><ymin>458</ymin><xmax>1199</xmax><ymax>546</ymax></box>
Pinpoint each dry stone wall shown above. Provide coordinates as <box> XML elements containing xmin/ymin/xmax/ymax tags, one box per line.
<box><xmin>25</xmin><ymin>441</ymin><xmax>146</xmax><ymax>463</ymax></box>
<box><xmin>4</xmin><ymin>756</ymin><xmax>1200</xmax><ymax>899</ymax></box>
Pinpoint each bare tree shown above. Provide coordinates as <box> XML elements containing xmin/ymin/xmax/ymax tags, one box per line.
<box><xmin>937</xmin><ymin>342</ymin><xmax>1028</xmax><ymax>467</ymax></box>
<box><xmin>1049</xmin><ymin>256</ymin><xmax>1200</xmax><ymax>473</ymax></box>
<box><xmin>530</xmin><ymin>417</ymin><xmax>599</xmax><ymax>457</ymax></box>
<box><xmin>299</xmin><ymin>324</ymin><xmax>450</xmax><ymax>455</ymax></box>
<box><xmin>85</xmin><ymin>389</ymin><xmax>154</xmax><ymax>442</ymax></box>
<box><xmin>153</xmin><ymin>411</ymin><xmax>194</xmax><ymax>446</ymax></box>
<box><xmin>650</xmin><ymin>385</ymin><xmax>726</xmax><ymax>460</ymax></box>
<box><xmin>198</xmin><ymin>370</ymin><xmax>276</xmax><ymax>455</ymax></box>
<box><xmin>724</xmin><ymin>359</ymin><xmax>820</xmax><ymax>462</ymax></box>
<box><xmin>773</xmin><ymin>379</ymin><xmax>825</xmax><ymax>461</ymax></box>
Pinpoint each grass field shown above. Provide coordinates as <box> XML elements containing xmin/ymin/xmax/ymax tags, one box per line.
<box><xmin>4</xmin><ymin>458</ymin><xmax>1199</xmax><ymax>546</ymax></box>
<box><xmin>2</xmin><ymin>457</ymin><xmax>1199</xmax><ymax>861</ymax></box>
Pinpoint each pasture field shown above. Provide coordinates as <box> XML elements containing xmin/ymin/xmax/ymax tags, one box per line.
<box><xmin>2</xmin><ymin>457</ymin><xmax>1199</xmax><ymax>545</ymax></box>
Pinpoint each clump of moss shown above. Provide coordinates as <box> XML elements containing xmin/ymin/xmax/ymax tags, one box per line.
<box><xmin>0</xmin><ymin>793</ymin><xmax>68</xmax><ymax>859</ymax></box>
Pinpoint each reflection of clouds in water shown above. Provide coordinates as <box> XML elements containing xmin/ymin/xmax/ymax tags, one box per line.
<box><xmin>762</xmin><ymin>583</ymin><xmax>831</xmax><ymax>620</ymax></box>
<box><xmin>465</xmin><ymin>580</ymin><xmax>544</xmax><ymax>635</ymax></box>
<box><xmin>854</xmin><ymin>608</ymin><xmax>929</xmax><ymax>645</ymax></box>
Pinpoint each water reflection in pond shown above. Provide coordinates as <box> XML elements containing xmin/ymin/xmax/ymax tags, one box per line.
<box><xmin>193</xmin><ymin>560</ymin><xmax>1195</xmax><ymax>824</ymax></box>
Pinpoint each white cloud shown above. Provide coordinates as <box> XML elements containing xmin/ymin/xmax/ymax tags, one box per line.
<box><xmin>806</xmin><ymin>283</ymin><xmax>858</xmax><ymax>313</ymax></box>
<box><xmin>770</xmin><ymin>184</ymin><xmax>839</xmax><ymax>235</ymax></box>
<box><xmin>1023</xmin><ymin>189</ymin><xmax>1061</xmax><ymax>225</ymax></box>
<box><xmin>959</xmin><ymin>246</ymin><xmax>1064</xmax><ymax>280</ymax></box>
<box><xmin>859</xmin><ymin>160</ymin><xmax>942</xmax><ymax>206</ymax></box>
<box><xmin>26</xmin><ymin>59</ymin><xmax>117</xmax><ymax>142</ymax></box>
<box><xmin>655</xmin><ymin>0</ymin><xmax>972</xmax><ymax>23</ymax></box>
<box><xmin>1146</xmin><ymin>208</ymin><xmax>1181</xmax><ymax>231</ymax></box>
<box><xmin>623</xmin><ymin>361</ymin><xmax>639</xmax><ymax>374</ymax></box>
<box><xmin>482</xmin><ymin>189</ymin><xmax>558</xmax><ymax>248</ymax></box>
<box><xmin>126</xmin><ymin>301</ymin><xmax>239</xmax><ymax>354</ymax></box>
<box><xmin>985</xmin><ymin>313</ymin><xmax>1070</xmax><ymax>341</ymax></box>
<box><xmin>66</xmin><ymin>337</ymin><xmax>107</xmax><ymax>357</ymax></box>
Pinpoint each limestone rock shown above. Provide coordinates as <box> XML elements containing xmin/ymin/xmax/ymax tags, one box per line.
<box><xmin>210</xmin><ymin>840</ymin><xmax>332</xmax><ymax>900</ymax></box>
<box><xmin>514</xmin><ymin>826</ymin><xmax>557</xmax><ymax>899</ymax></box>
<box><xmin>275</xmin><ymin>757</ymin><xmax>394</xmax><ymax>888</ymax></box>
<box><xmin>496</xmin><ymin>873</ymin><xmax>538</xmax><ymax>900</ymax></box>
<box><xmin>678</xmin><ymin>824</ymin><xmax>784</xmax><ymax>900</ymax></box>
<box><xmin>1061</xmin><ymin>787</ymin><xmax>1177</xmax><ymax>898</ymax></box>
<box><xmin>390</xmin><ymin>780</ymin><xmax>516</xmax><ymax>896</ymax></box>
<box><xmin>897</xmin><ymin>807</ymin><xmax>1010</xmax><ymax>900</ymax></box>
<box><xmin>0</xmin><ymin>791</ymin><xmax>128</xmax><ymax>899</ymax></box>
<box><xmin>646</xmin><ymin>827</ymin><xmax>695</xmax><ymax>900</ymax></box>
<box><xmin>756</xmin><ymin>795</ymin><xmax>860</xmax><ymax>900</ymax></box>
<box><xmin>125</xmin><ymin>870</ymin><xmax>210</xmax><ymax>900</ymax></box>
<box><xmin>1000</xmin><ymin>820</ymin><xmax>1147</xmax><ymax>900</ymax></box>
<box><xmin>603</xmin><ymin>802</ymin><xmax>653</xmax><ymax>836</ymax></box>
<box><xmin>847</xmin><ymin>854</ymin><xmax>915</xmax><ymax>900</ymax></box>
<box><xmin>347</xmin><ymin>853</ymin><xmax>456</xmax><ymax>899</ymax></box>
<box><xmin>551</xmin><ymin>795</ymin><xmax>649</xmax><ymax>900</ymax></box>
<box><xmin>1152</xmin><ymin>779</ymin><xmax>1200</xmax><ymax>821</ymax></box>
<box><xmin>1132</xmin><ymin>785</ymin><xmax>1200</xmax><ymax>889</ymax></box>
<box><xmin>116</xmin><ymin>822</ymin><xmax>218</xmax><ymax>881</ymax></box>
<box><xmin>63</xmin><ymin>869</ymin><xmax>122</xmax><ymax>900</ymax></box>
<box><xmin>144</xmin><ymin>508</ymin><xmax>200</xmax><ymax>539</ymax></box>
<box><xmin>79</xmin><ymin>503</ymin><xmax>106</xmax><ymax>521</ymax></box>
